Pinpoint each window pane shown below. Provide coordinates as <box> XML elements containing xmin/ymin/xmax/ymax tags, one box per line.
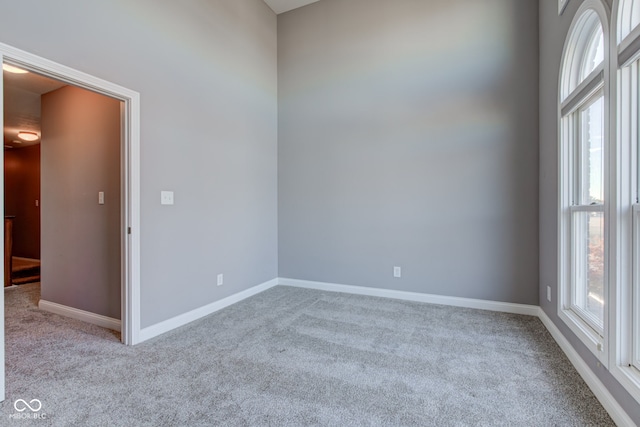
<box><xmin>580</xmin><ymin>96</ymin><xmax>604</xmax><ymax>205</ymax></box>
<box><xmin>581</xmin><ymin>28</ymin><xmax>604</xmax><ymax>81</ymax></box>
<box><xmin>561</xmin><ymin>11</ymin><xmax>603</xmax><ymax>101</ymax></box>
<box><xmin>634</xmin><ymin>2</ymin><xmax>640</xmax><ymax>36</ymax></box>
<box><xmin>572</xmin><ymin>211</ymin><xmax>605</xmax><ymax>328</ymax></box>
<box><xmin>618</xmin><ymin>0</ymin><xmax>640</xmax><ymax>44</ymax></box>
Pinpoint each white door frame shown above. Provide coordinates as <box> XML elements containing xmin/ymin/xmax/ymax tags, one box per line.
<box><xmin>0</xmin><ymin>42</ymin><xmax>141</xmax><ymax>399</ymax></box>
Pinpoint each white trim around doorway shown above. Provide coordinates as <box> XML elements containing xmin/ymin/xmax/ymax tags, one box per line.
<box><xmin>0</xmin><ymin>43</ymin><xmax>142</xmax><ymax>353</ymax></box>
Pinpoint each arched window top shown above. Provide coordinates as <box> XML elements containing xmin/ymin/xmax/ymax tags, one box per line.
<box><xmin>618</xmin><ymin>0</ymin><xmax>640</xmax><ymax>45</ymax></box>
<box><xmin>561</xmin><ymin>9</ymin><xmax>605</xmax><ymax>102</ymax></box>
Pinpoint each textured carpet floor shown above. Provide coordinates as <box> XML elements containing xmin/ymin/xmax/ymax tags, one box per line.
<box><xmin>0</xmin><ymin>283</ymin><xmax>613</xmax><ymax>426</ymax></box>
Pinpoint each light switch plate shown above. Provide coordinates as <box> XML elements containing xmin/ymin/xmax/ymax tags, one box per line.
<box><xmin>161</xmin><ymin>191</ymin><xmax>174</xmax><ymax>205</ymax></box>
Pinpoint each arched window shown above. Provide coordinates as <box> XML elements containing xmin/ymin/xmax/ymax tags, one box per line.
<box><xmin>559</xmin><ymin>1</ymin><xmax>609</xmax><ymax>364</ymax></box>
<box><xmin>613</xmin><ymin>0</ymin><xmax>640</xmax><ymax>402</ymax></box>
<box><xmin>561</xmin><ymin>10</ymin><xmax>605</xmax><ymax>102</ymax></box>
<box><xmin>557</xmin><ymin>0</ymin><xmax>640</xmax><ymax>407</ymax></box>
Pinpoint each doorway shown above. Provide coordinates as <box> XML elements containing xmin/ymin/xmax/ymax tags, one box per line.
<box><xmin>5</xmin><ymin>77</ymin><xmax>122</xmax><ymax>321</ymax></box>
<box><xmin>0</xmin><ymin>43</ymin><xmax>141</xmax><ymax>401</ymax></box>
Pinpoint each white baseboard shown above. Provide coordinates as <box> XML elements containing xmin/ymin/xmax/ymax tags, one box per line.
<box><xmin>277</xmin><ymin>278</ymin><xmax>540</xmax><ymax>316</ymax></box>
<box><xmin>538</xmin><ymin>309</ymin><xmax>635</xmax><ymax>427</ymax></box>
<box><xmin>39</xmin><ymin>299</ymin><xmax>121</xmax><ymax>332</ymax></box>
<box><xmin>138</xmin><ymin>278</ymin><xmax>279</xmax><ymax>343</ymax></box>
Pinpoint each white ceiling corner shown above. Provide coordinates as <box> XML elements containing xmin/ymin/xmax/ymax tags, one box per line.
<box><xmin>263</xmin><ymin>0</ymin><xmax>321</xmax><ymax>14</ymax></box>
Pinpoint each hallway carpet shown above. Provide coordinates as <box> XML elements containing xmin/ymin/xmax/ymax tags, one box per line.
<box><xmin>1</xmin><ymin>283</ymin><xmax>613</xmax><ymax>426</ymax></box>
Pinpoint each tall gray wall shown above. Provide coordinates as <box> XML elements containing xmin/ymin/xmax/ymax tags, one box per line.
<box><xmin>278</xmin><ymin>0</ymin><xmax>540</xmax><ymax>304</ymax></box>
<box><xmin>539</xmin><ymin>0</ymin><xmax>640</xmax><ymax>421</ymax></box>
<box><xmin>41</xmin><ymin>86</ymin><xmax>121</xmax><ymax>319</ymax></box>
<box><xmin>0</xmin><ymin>0</ymin><xmax>278</xmax><ymax>327</ymax></box>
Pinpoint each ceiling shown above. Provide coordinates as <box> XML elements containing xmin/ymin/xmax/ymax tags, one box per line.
<box><xmin>263</xmin><ymin>0</ymin><xmax>321</xmax><ymax>14</ymax></box>
<box><xmin>3</xmin><ymin>67</ymin><xmax>66</xmax><ymax>148</ymax></box>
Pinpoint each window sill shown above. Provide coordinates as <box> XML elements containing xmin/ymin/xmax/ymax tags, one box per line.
<box><xmin>558</xmin><ymin>307</ymin><xmax>607</xmax><ymax>366</ymax></box>
<box><xmin>611</xmin><ymin>365</ymin><xmax>640</xmax><ymax>406</ymax></box>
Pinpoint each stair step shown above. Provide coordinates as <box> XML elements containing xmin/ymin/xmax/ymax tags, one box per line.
<box><xmin>10</xmin><ymin>258</ymin><xmax>41</xmax><ymax>285</ymax></box>
<box><xmin>12</xmin><ymin>267</ymin><xmax>40</xmax><ymax>278</ymax></box>
<box><xmin>12</xmin><ymin>275</ymin><xmax>40</xmax><ymax>285</ymax></box>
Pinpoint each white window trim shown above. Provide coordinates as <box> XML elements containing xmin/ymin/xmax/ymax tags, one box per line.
<box><xmin>634</xmin><ymin>204</ymin><xmax>640</xmax><ymax>367</ymax></box>
<box><xmin>610</xmin><ymin>0</ymin><xmax>640</xmax><ymax>406</ymax></box>
<box><xmin>558</xmin><ymin>0</ymin><xmax>611</xmax><ymax>368</ymax></box>
<box><xmin>570</xmin><ymin>205</ymin><xmax>606</xmax><ymax>335</ymax></box>
<box><xmin>561</xmin><ymin>67</ymin><xmax>604</xmax><ymax>116</ymax></box>
<box><xmin>618</xmin><ymin>24</ymin><xmax>640</xmax><ymax>67</ymax></box>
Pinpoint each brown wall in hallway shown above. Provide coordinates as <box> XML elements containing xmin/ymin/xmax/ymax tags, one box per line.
<box><xmin>41</xmin><ymin>85</ymin><xmax>121</xmax><ymax>319</ymax></box>
<box><xmin>4</xmin><ymin>144</ymin><xmax>41</xmax><ymax>260</ymax></box>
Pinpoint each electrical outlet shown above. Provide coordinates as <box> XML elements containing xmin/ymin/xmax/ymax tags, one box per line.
<box><xmin>161</xmin><ymin>191</ymin><xmax>174</xmax><ymax>205</ymax></box>
<box><xmin>393</xmin><ymin>266</ymin><xmax>401</xmax><ymax>278</ymax></box>
<box><xmin>547</xmin><ymin>286</ymin><xmax>551</xmax><ymax>302</ymax></box>
<box><xmin>217</xmin><ymin>274</ymin><xmax>223</xmax><ymax>286</ymax></box>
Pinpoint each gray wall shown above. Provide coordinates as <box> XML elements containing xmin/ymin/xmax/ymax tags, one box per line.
<box><xmin>0</xmin><ymin>0</ymin><xmax>278</xmax><ymax>327</ymax></box>
<box><xmin>278</xmin><ymin>0</ymin><xmax>540</xmax><ymax>304</ymax></box>
<box><xmin>41</xmin><ymin>86</ymin><xmax>121</xmax><ymax>319</ymax></box>
<box><xmin>539</xmin><ymin>0</ymin><xmax>640</xmax><ymax>421</ymax></box>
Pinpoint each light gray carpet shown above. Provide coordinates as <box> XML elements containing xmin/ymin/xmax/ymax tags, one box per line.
<box><xmin>1</xmin><ymin>283</ymin><xmax>613</xmax><ymax>426</ymax></box>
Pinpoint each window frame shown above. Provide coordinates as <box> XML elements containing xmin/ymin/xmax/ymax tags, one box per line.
<box><xmin>558</xmin><ymin>0</ymin><xmax>611</xmax><ymax>367</ymax></box>
<box><xmin>610</xmin><ymin>0</ymin><xmax>640</xmax><ymax>406</ymax></box>
<box><xmin>634</xmin><ymin>203</ymin><xmax>640</xmax><ymax>369</ymax></box>
<box><xmin>569</xmin><ymin>204</ymin><xmax>605</xmax><ymax>333</ymax></box>
<box><xmin>570</xmin><ymin>90</ymin><xmax>606</xmax><ymax>335</ymax></box>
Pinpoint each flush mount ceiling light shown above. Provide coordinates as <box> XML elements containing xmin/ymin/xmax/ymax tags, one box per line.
<box><xmin>2</xmin><ymin>64</ymin><xmax>28</xmax><ymax>74</ymax></box>
<box><xmin>17</xmin><ymin>131</ymin><xmax>39</xmax><ymax>142</ymax></box>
